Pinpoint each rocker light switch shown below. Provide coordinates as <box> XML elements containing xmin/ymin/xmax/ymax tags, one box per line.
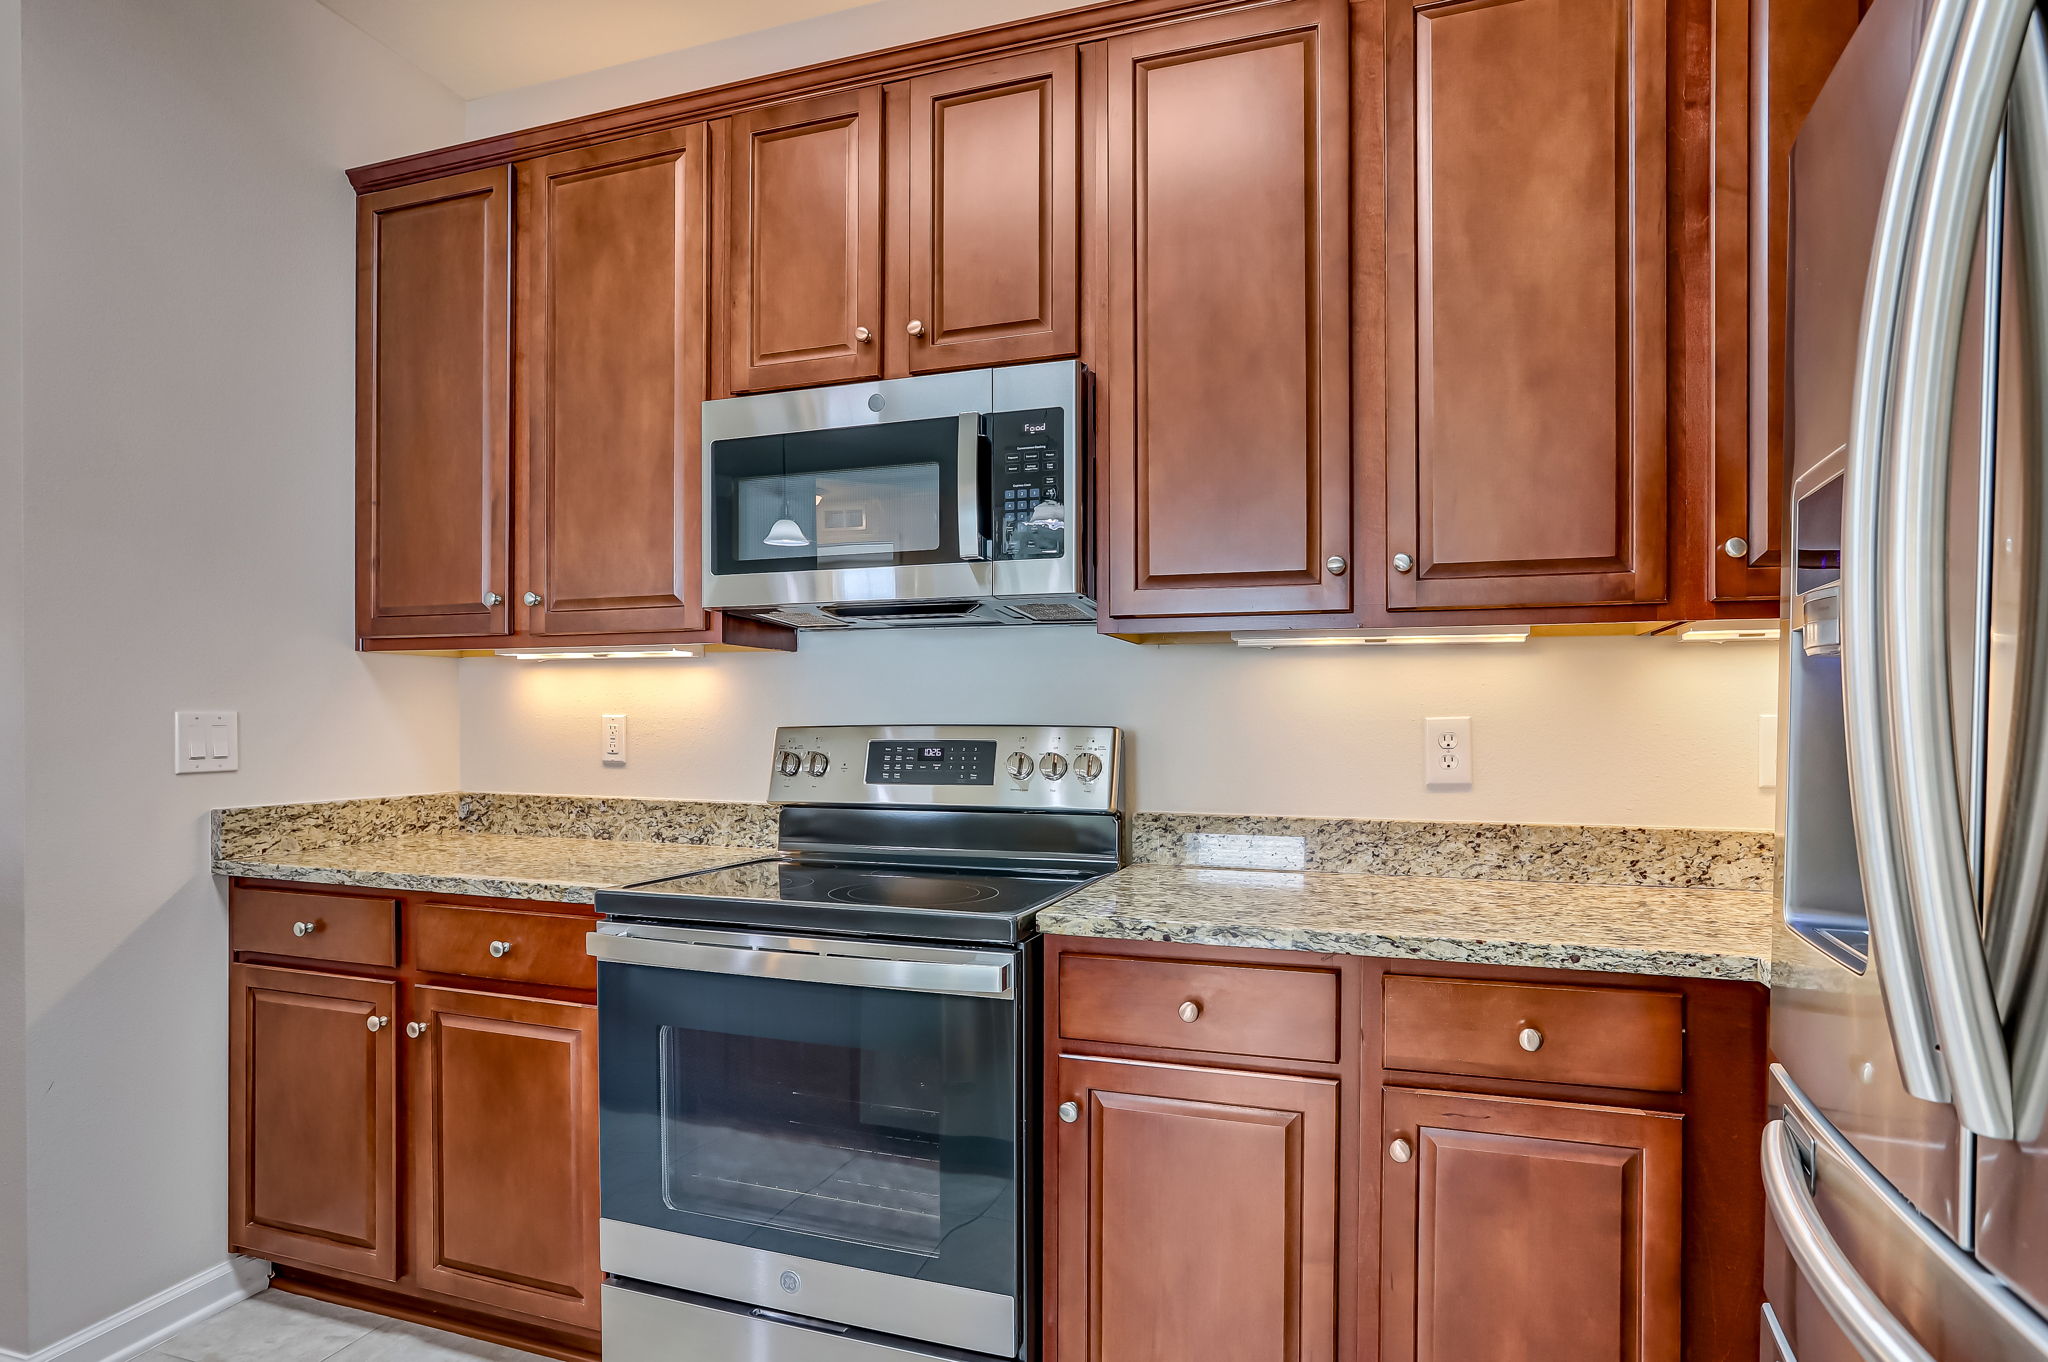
<box><xmin>175</xmin><ymin>711</ymin><xmax>238</xmax><ymax>774</ymax></box>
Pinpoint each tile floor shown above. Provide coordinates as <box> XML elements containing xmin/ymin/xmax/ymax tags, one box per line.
<box><xmin>139</xmin><ymin>1289</ymin><xmax>548</xmax><ymax>1362</ymax></box>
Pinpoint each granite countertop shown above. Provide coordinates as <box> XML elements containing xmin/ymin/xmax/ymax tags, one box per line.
<box><xmin>1037</xmin><ymin>864</ymin><xmax>1777</xmax><ymax>982</ymax></box>
<box><xmin>215</xmin><ymin>831</ymin><xmax>767</xmax><ymax>905</ymax></box>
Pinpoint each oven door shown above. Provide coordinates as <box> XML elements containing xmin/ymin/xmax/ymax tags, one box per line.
<box><xmin>588</xmin><ymin>923</ymin><xmax>1022</xmax><ymax>1357</ymax></box>
<box><xmin>704</xmin><ymin>377</ymin><xmax>995</xmax><ymax>612</ymax></box>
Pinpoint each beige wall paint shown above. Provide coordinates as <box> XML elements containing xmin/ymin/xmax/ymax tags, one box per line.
<box><xmin>14</xmin><ymin>0</ymin><xmax>464</xmax><ymax>1348</ymax></box>
<box><xmin>0</xmin><ymin>0</ymin><xmax>25</xmax><ymax>1349</ymax></box>
<box><xmin>458</xmin><ymin>631</ymin><xmax>1781</xmax><ymax>830</ymax></box>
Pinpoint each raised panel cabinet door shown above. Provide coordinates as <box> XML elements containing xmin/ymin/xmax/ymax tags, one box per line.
<box><xmin>1380</xmin><ymin>1088</ymin><xmax>1683</xmax><ymax>1362</ymax></box>
<box><xmin>1101</xmin><ymin>0</ymin><xmax>1353</xmax><ymax>621</ymax></box>
<box><xmin>356</xmin><ymin>167</ymin><xmax>511</xmax><ymax>639</ymax></box>
<box><xmin>1384</xmin><ymin>0</ymin><xmax>1668</xmax><ymax>610</ymax></box>
<box><xmin>726</xmin><ymin>88</ymin><xmax>883</xmax><ymax>392</ymax></box>
<box><xmin>903</xmin><ymin>47</ymin><xmax>1080</xmax><ymax>372</ymax></box>
<box><xmin>1051</xmin><ymin>1055</ymin><xmax>1339</xmax><ymax>1362</ymax></box>
<box><xmin>229</xmin><ymin>964</ymin><xmax>399</xmax><ymax>1279</ymax></box>
<box><xmin>408</xmin><ymin>986</ymin><xmax>600</xmax><ymax>1329</ymax></box>
<box><xmin>517</xmin><ymin>125</ymin><xmax>711</xmax><ymax>636</ymax></box>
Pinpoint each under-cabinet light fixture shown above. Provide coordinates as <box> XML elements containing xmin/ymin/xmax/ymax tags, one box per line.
<box><xmin>1674</xmin><ymin>623</ymin><xmax>1781</xmax><ymax>644</ymax></box>
<box><xmin>494</xmin><ymin>648</ymin><xmax>701</xmax><ymax>661</ymax></box>
<box><xmin>1231</xmin><ymin>627</ymin><xmax>1531</xmax><ymax>648</ymax></box>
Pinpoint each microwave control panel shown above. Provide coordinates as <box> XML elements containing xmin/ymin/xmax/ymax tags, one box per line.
<box><xmin>990</xmin><ymin>408</ymin><xmax>1066</xmax><ymax>560</ymax></box>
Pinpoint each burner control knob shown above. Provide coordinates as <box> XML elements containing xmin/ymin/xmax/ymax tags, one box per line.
<box><xmin>1006</xmin><ymin>751</ymin><xmax>1036</xmax><ymax>780</ymax></box>
<box><xmin>1039</xmin><ymin>752</ymin><xmax>1069</xmax><ymax>781</ymax></box>
<box><xmin>805</xmin><ymin>752</ymin><xmax>831</xmax><ymax>777</ymax></box>
<box><xmin>777</xmin><ymin>751</ymin><xmax>803</xmax><ymax>777</ymax></box>
<box><xmin>1073</xmin><ymin>752</ymin><xmax>1104</xmax><ymax>783</ymax></box>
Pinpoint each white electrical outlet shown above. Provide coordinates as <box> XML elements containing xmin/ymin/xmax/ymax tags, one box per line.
<box><xmin>174</xmin><ymin>710</ymin><xmax>238</xmax><ymax>774</ymax></box>
<box><xmin>1424</xmin><ymin>716</ymin><xmax>1472</xmax><ymax>788</ymax></box>
<box><xmin>602</xmin><ymin>714</ymin><xmax>628</xmax><ymax>765</ymax></box>
<box><xmin>1760</xmin><ymin>714</ymin><xmax>1779</xmax><ymax>788</ymax></box>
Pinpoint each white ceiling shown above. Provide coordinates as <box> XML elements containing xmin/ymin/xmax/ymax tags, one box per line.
<box><xmin>317</xmin><ymin>0</ymin><xmax>885</xmax><ymax>100</ymax></box>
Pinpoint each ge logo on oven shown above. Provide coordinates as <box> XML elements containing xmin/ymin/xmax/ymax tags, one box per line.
<box><xmin>779</xmin><ymin>1271</ymin><xmax>802</xmax><ymax>1295</ymax></box>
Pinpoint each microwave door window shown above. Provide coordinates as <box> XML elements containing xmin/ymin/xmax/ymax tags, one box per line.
<box><xmin>734</xmin><ymin>464</ymin><xmax>943</xmax><ymax>564</ymax></box>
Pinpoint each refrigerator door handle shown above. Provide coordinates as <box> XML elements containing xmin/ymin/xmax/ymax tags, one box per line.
<box><xmin>1762</xmin><ymin>1118</ymin><xmax>1937</xmax><ymax>1362</ymax></box>
<box><xmin>1842</xmin><ymin>0</ymin><xmax>1968</xmax><ymax>1106</ymax></box>
<box><xmin>1883</xmin><ymin>0</ymin><xmax>2035</xmax><ymax>1141</ymax></box>
<box><xmin>1992</xmin><ymin>21</ymin><xmax>2048</xmax><ymax>1143</ymax></box>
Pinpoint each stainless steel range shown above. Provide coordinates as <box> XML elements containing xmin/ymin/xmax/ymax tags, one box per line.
<box><xmin>588</xmin><ymin>725</ymin><xmax>1122</xmax><ymax>1362</ymax></box>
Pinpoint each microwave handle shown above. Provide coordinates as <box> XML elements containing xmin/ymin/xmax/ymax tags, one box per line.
<box><xmin>956</xmin><ymin>412</ymin><xmax>987</xmax><ymax>560</ymax></box>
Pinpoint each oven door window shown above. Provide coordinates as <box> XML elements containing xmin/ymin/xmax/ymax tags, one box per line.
<box><xmin>599</xmin><ymin>961</ymin><xmax>1017</xmax><ymax>1294</ymax></box>
<box><xmin>710</xmin><ymin>416</ymin><xmax>986</xmax><ymax>575</ymax></box>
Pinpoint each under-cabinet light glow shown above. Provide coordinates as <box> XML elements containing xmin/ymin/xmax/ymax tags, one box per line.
<box><xmin>494</xmin><ymin>648</ymin><xmax>700</xmax><ymax>661</ymax></box>
<box><xmin>1231</xmin><ymin>628</ymin><xmax>1532</xmax><ymax>648</ymax></box>
<box><xmin>1675</xmin><ymin>623</ymin><xmax>1781</xmax><ymax>643</ymax></box>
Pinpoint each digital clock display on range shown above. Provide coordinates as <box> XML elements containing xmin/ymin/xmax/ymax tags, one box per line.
<box><xmin>865</xmin><ymin>740</ymin><xmax>998</xmax><ymax>785</ymax></box>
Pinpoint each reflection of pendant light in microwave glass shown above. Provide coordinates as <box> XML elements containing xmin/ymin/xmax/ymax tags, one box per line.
<box><xmin>763</xmin><ymin>442</ymin><xmax>810</xmax><ymax>547</ymax></box>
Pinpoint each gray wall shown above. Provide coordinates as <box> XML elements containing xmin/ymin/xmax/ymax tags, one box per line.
<box><xmin>0</xmin><ymin>0</ymin><xmax>27</xmax><ymax>1349</ymax></box>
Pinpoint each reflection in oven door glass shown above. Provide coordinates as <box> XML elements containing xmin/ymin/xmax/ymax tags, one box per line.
<box><xmin>736</xmin><ymin>463</ymin><xmax>941</xmax><ymax>563</ymax></box>
<box><xmin>658</xmin><ymin>1021</ymin><xmax>944</xmax><ymax>1256</ymax></box>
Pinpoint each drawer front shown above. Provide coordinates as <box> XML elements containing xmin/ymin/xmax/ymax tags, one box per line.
<box><xmin>414</xmin><ymin>902</ymin><xmax>596</xmax><ymax>989</ymax></box>
<box><xmin>231</xmin><ymin>887</ymin><xmax>398</xmax><ymax>967</ymax></box>
<box><xmin>1059</xmin><ymin>952</ymin><xmax>1340</xmax><ymax>1063</ymax></box>
<box><xmin>1382</xmin><ymin>975</ymin><xmax>1684</xmax><ymax>1092</ymax></box>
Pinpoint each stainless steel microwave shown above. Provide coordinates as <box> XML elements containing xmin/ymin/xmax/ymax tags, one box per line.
<box><xmin>701</xmin><ymin>361</ymin><xmax>1093</xmax><ymax>629</ymax></box>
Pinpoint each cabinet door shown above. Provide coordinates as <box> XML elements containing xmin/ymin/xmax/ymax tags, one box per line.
<box><xmin>902</xmin><ymin>48</ymin><xmax>1079</xmax><ymax>373</ymax></box>
<box><xmin>1100</xmin><ymin>0</ymin><xmax>1353</xmax><ymax>622</ymax></box>
<box><xmin>356</xmin><ymin>168</ymin><xmax>511</xmax><ymax>639</ymax></box>
<box><xmin>517</xmin><ymin>126</ymin><xmax>712</xmax><ymax>636</ymax></box>
<box><xmin>229</xmin><ymin>964</ymin><xmax>399</xmax><ymax>1279</ymax></box>
<box><xmin>1051</xmin><ymin>1055</ymin><xmax>1339</xmax><ymax>1362</ymax></box>
<box><xmin>726</xmin><ymin>88</ymin><xmax>883</xmax><ymax>392</ymax></box>
<box><xmin>409</xmin><ymin>986</ymin><xmax>600</xmax><ymax>1329</ymax></box>
<box><xmin>1385</xmin><ymin>0</ymin><xmax>1667</xmax><ymax>610</ymax></box>
<box><xmin>1380</xmin><ymin>1088</ymin><xmax>1682</xmax><ymax>1362</ymax></box>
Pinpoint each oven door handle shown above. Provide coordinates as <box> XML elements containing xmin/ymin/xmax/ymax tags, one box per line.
<box><xmin>956</xmin><ymin>412</ymin><xmax>988</xmax><ymax>560</ymax></box>
<box><xmin>586</xmin><ymin>929</ymin><xmax>1014</xmax><ymax>998</ymax></box>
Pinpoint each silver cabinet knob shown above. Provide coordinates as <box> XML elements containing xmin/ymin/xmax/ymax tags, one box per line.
<box><xmin>291</xmin><ymin>920</ymin><xmax>318</xmax><ymax>938</ymax></box>
<box><xmin>1518</xmin><ymin>1026</ymin><xmax>1545</xmax><ymax>1052</ymax></box>
<box><xmin>523</xmin><ymin>591</ymin><xmax>543</xmax><ymax>606</ymax></box>
<box><xmin>1073</xmin><ymin>752</ymin><xmax>1103</xmax><ymax>783</ymax></box>
<box><xmin>1393</xmin><ymin>553</ymin><xmax>1415</xmax><ymax>573</ymax></box>
<box><xmin>482</xmin><ymin>591</ymin><xmax>503</xmax><ymax>607</ymax></box>
<box><xmin>1006</xmin><ymin>752</ymin><xmax>1036</xmax><ymax>780</ymax></box>
<box><xmin>1039</xmin><ymin>753</ymin><xmax>1069</xmax><ymax>781</ymax></box>
<box><xmin>907</xmin><ymin>320</ymin><xmax>926</xmax><ymax>337</ymax></box>
<box><xmin>805</xmin><ymin>751</ymin><xmax>831</xmax><ymax>777</ymax></box>
<box><xmin>488</xmin><ymin>940</ymin><xmax>512</xmax><ymax>959</ymax></box>
<box><xmin>1325</xmin><ymin>555</ymin><xmax>1348</xmax><ymax>576</ymax></box>
<box><xmin>1389</xmin><ymin>1138</ymin><xmax>1413</xmax><ymax>1163</ymax></box>
<box><xmin>1058</xmin><ymin>1101</ymin><xmax>1080</xmax><ymax>1123</ymax></box>
<box><xmin>366</xmin><ymin>1015</ymin><xmax>388</xmax><ymax>1033</ymax></box>
<box><xmin>406</xmin><ymin>1021</ymin><xmax>427</xmax><ymax>1039</ymax></box>
<box><xmin>1724</xmin><ymin>537</ymin><xmax>1750</xmax><ymax>558</ymax></box>
<box><xmin>1178</xmin><ymin>1000</ymin><xmax>1202</xmax><ymax>1023</ymax></box>
<box><xmin>854</xmin><ymin>326</ymin><xmax>873</xmax><ymax>343</ymax></box>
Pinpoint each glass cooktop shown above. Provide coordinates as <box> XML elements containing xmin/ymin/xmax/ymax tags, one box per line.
<box><xmin>602</xmin><ymin>857</ymin><xmax>1103</xmax><ymax>945</ymax></box>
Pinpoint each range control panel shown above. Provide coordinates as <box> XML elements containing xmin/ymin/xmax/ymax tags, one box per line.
<box><xmin>771</xmin><ymin>724</ymin><xmax>1121</xmax><ymax>812</ymax></box>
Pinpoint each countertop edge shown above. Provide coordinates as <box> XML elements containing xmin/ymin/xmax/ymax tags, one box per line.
<box><xmin>214</xmin><ymin>859</ymin><xmax>601</xmax><ymax>905</ymax></box>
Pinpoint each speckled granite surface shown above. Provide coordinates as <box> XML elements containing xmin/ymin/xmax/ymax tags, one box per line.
<box><xmin>214</xmin><ymin>794</ymin><xmax>462</xmax><ymax>862</ymax></box>
<box><xmin>1037</xmin><ymin>865</ymin><xmax>1776</xmax><ymax>981</ymax></box>
<box><xmin>214</xmin><ymin>832</ymin><xmax>763</xmax><ymax>904</ymax></box>
<box><xmin>459</xmin><ymin>792</ymin><xmax>778</xmax><ymax>848</ymax></box>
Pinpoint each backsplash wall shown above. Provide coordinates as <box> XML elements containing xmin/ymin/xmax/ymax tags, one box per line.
<box><xmin>456</xmin><ymin>627</ymin><xmax>1781</xmax><ymax>830</ymax></box>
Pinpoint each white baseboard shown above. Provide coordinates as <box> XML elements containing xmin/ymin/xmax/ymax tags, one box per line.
<box><xmin>0</xmin><ymin>1257</ymin><xmax>270</xmax><ymax>1362</ymax></box>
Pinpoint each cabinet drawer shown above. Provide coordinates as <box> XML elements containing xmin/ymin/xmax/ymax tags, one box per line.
<box><xmin>231</xmin><ymin>887</ymin><xmax>398</xmax><ymax>967</ymax></box>
<box><xmin>1058</xmin><ymin>952</ymin><xmax>1340</xmax><ymax>1063</ymax></box>
<box><xmin>414</xmin><ymin>903</ymin><xmax>595</xmax><ymax>989</ymax></box>
<box><xmin>1382</xmin><ymin>975</ymin><xmax>1684</xmax><ymax>1092</ymax></box>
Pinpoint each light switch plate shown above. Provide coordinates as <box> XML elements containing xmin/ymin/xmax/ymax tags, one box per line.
<box><xmin>174</xmin><ymin>710</ymin><xmax>238</xmax><ymax>774</ymax></box>
<box><xmin>603</xmin><ymin>714</ymin><xmax>627</xmax><ymax>765</ymax></box>
<box><xmin>1424</xmin><ymin>716</ymin><xmax>1472</xmax><ymax>788</ymax></box>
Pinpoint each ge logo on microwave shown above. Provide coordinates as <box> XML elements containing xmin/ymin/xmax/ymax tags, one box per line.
<box><xmin>779</xmin><ymin>1271</ymin><xmax>802</xmax><ymax>1295</ymax></box>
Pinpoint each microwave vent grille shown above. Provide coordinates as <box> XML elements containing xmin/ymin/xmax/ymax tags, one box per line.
<box><xmin>1004</xmin><ymin>601</ymin><xmax>1096</xmax><ymax>623</ymax></box>
<box><xmin>752</xmin><ymin>608</ymin><xmax>850</xmax><ymax>630</ymax></box>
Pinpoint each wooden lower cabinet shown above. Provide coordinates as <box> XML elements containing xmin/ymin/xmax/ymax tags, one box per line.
<box><xmin>1051</xmin><ymin>1055</ymin><xmax>1341</xmax><ymax>1362</ymax></box>
<box><xmin>1378</xmin><ymin>1088</ymin><xmax>1683</xmax><ymax>1362</ymax></box>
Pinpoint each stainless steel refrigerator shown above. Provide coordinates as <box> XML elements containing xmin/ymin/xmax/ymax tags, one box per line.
<box><xmin>1772</xmin><ymin>0</ymin><xmax>2048</xmax><ymax>1355</ymax></box>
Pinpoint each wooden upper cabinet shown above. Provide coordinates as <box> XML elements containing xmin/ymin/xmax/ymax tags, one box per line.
<box><xmin>1385</xmin><ymin>0</ymin><xmax>1668</xmax><ymax>611</ymax></box>
<box><xmin>726</xmin><ymin>89</ymin><xmax>884</xmax><ymax>392</ymax></box>
<box><xmin>408</xmin><ymin>986</ymin><xmax>600</xmax><ymax>1330</ymax></box>
<box><xmin>1051</xmin><ymin>1055</ymin><xmax>1339</xmax><ymax>1362</ymax></box>
<box><xmin>900</xmin><ymin>48</ymin><xmax>1080</xmax><ymax>372</ymax></box>
<box><xmin>356</xmin><ymin>168</ymin><xmax>511</xmax><ymax>639</ymax></box>
<box><xmin>229</xmin><ymin>965</ymin><xmax>400</xmax><ymax>1280</ymax></box>
<box><xmin>517</xmin><ymin>125</ymin><xmax>711</xmax><ymax>636</ymax></box>
<box><xmin>1100</xmin><ymin>0</ymin><xmax>1353</xmax><ymax>623</ymax></box>
<box><xmin>1380</xmin><ymin>1087</ymin><xmax>1683</xmax><ymax>1362</ymax></box>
